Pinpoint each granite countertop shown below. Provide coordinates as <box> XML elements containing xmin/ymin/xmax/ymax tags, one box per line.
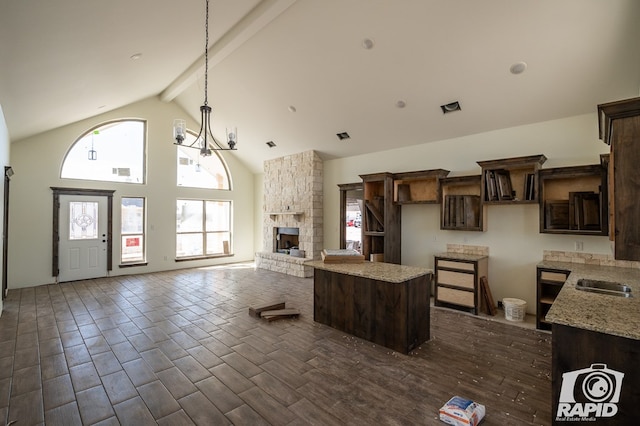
<box><xmin>541</xmin><ymin>260</ymin><xmax>640</xmax><ymax>340</ymax></box>
<box><xmin>435</xmin><ymin>252</ymin><xmax>488</xmax><ymax>262</ymax></box>
<box><xmin>305</xmin><ymin>260</ymin><xmax>432</xmax><ymax>283</ymax></box>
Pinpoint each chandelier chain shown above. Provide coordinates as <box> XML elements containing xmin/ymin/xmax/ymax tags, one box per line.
<box><xmin>204</xmin><ymin>0</ymin><xmax>209</xmax><ymax>106</ymax></box>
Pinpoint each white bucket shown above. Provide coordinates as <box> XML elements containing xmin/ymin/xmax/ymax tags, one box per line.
<box><xmin>503</xmin><ymin>298</ymin><xmax>526</xmax><ymax>322</ymax></box>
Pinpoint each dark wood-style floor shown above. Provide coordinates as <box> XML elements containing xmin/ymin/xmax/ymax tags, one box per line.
<box><xmin>0</xmin><ymin>264</ymin><xmax>552</xmax><ymax>425</ymax></box>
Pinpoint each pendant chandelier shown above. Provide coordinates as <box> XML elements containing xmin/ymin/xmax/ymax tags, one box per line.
<box><xmin>173</xmin><ymin>0</ymin><xmax>237</xmax><ymax>156</ymax></box>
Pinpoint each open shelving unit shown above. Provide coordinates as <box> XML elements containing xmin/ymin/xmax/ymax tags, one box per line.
<box><xmin>392</xmin><ymin>169</ymin><xmax>450</xmax><ymax>204</ymax></box>
<box><xmin>538</xmin><ymin>161</ymin><xmax>608</xmax><ymax>235</ymax></box>
<box><xmin>477</xmin><ymin>154</ymin><xmax>547</xmax><ymax>205</ymax></box>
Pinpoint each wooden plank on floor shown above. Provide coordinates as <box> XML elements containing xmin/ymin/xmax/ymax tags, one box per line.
<box><xmin>249</xmin><ymin>301</ymin><xmax>286</xmax><ymax>318</ymax></box>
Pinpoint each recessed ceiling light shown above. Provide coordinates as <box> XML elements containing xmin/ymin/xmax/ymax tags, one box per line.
<box><xmin>510</xmin><ymin>61</ymin><xmax>527</xmax><ymax>74</ymax></box>
<box><xmin>130</xmin><ymin>53</ymin><xmax>142</xmax><ymax>60</ymax></box>
<box><xmin>396</xmin><ymin>100</ymin><xmax>406</xmax><ymax>109</ymax></box>
<box><xmin>362</xmin><ymin>38</ymin><xmax>374</xmax><ymax>50</ymax></box>
<box><xmin>266</xmin><ymin>141</ymin><xmax>276</xmax><ymax>148</ymax></box>
<box><xmin>336</xmin><ymin>132</ymin><xmax>350</xmax><ymax>140</ymax></box>
<box><xmin>288</xmin><ymin>105</ymin><xmax>297</xmax><ymax>113</ymax></box>
<box><xmin>440</xmin><ymin>101</ymin><xmax>461</xmax><ymax>114</ymax></box>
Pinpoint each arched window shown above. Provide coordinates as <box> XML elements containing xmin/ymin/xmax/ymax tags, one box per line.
<box><xmin>177</xmin><ymin>132</ymin><xmax>231</xmax><ymax>190</ymax></box>
<box><xmin>61</xmin><ymin>120</ymin><xmax>146</xmax><ymax>184</ymax></box>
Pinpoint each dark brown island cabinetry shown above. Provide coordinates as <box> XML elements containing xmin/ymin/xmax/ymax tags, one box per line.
<box><xmin>434</xmin><ymin>253</ymin><xmax>488</xmax><ymax>315</ymax></box>
<box><xmin>598</xmin><ymin>96</ymin><xmax>640</xmax><ymax>261</ymax></box>
<box><xmin>538</xmin><ymin>160</ymin><xmax>608</xmax><ymax>235</ymax></box>
<box><xmin>478</xmin><ymin>154</ymin><xmax>547</xmax><ymax>204</ymax></box>
<box><xmin>309</xmin><ymin>261</ymin><xmax>432</xmax><ymax>354</ymax></box>
<box><xmin>536</xmin><ymin>267</ymin><xmax>569</xmax><ymax>331</ymax></box>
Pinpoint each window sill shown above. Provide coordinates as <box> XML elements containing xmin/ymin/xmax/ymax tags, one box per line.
<box><xmin>175</xmin><ymin>254</ymin><xmax>234</xmax><ymax>262</ymax></box>
<box><xmin>119</xmin><ymin>262</ymin><xmax>148</xmax><ymax>268</ymax></box>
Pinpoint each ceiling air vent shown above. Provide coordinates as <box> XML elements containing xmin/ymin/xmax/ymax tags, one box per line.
<box><xmin>336</xmin><ymin>132</ymin><xmax>350</xmax><ymax>140</ymax></box>
<box><xmin>266</xmin><ymin>141</ymin><xmax>276</xmax><ymax>148</ymax></box>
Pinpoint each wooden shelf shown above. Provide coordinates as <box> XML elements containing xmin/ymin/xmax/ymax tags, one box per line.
<box><xmin>392</xmin><ymin>169</ymin><xmax>449</xmax><ymax>204</ymax></box>
<box><xmin>359</xmin><ymin>172</ymin><xmax>400</xmax><ymax>264</ymax></box>
<box><xmin>268</xmin><ymin>211</ymin><xmax>304</xmax><ymax>220</ymax></box>
<box><xmin>478</xmin><ymin>154</ymin><xmax>547</xmax><ymax>204</ymax></box>
<box><xmin>538</xmin><ymin>163</ymin><xmax>608</xmax><ymax>235</ymax></box>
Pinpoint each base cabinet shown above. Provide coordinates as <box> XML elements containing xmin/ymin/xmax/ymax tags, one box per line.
<box><xmin>536</xmin><ymin>267</ymin><xmax>570</xmax><ymax>330</ymax></box>
<box><xmin>552</xmin><ymin>324</ymin><xmax>640</xmax><ymax>425</ymax></box>
<box><xmin>434</xmin><ymin>254</ymin><xmax>489</xmax><ymax>315</ymax></box>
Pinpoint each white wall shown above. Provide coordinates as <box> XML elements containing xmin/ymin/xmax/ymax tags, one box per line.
<box><xmin>322</xmin><ymin>113</ymin><xmax>611</xmax><ymax>312</ymax></box>
<box><xmin>9</xmin><ymin>96</ymin><xmax>255</xmax><ymax>289</ymax></box>
<box><xmin>0</xmin><ymin>105</ymin><xmax>10</xmax><ymax>314</ymax></box>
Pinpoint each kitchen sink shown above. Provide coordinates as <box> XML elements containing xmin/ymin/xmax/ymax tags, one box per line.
<box><xmin>576</xmin><ymin>279</ymin><xmax>632</xmax><ymax>297</ymax></box>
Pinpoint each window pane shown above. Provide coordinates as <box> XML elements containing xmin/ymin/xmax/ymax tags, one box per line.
<box><xmin>69</xmin><ymin>201</ymin><xmax>98</xmax><ymax>240</ymax></box>
<box><xmin>121</xmin><ymin>197</ymin><xmax>145</xmax><ymax>263</ymax></box>
<box><xmin>176</xmin><ymin>134</ymin><xmax>230</xmax><ymax>189</ymax></box>
<box><xmin>122</xmin><ymin>198</ymin><xmax>144</xmax><ymax>234</ymax></box>
<box><xmin>176</xmin><ymin>234</ymin><xmax>203</xmax><ymax>257</ymax></box>
<box><xmin>121</xmin><ymin>235</ymin><xmax>144</xmax><ymax>262</ymax></box>
<box><xmin>176</xmin><ymin>200</ymin><xmax>203</xmax><ymax>232</ymax></box>
<box><xmin>206</xmin><ymin>232</ymin><xmax>231</xmax><ymax>255</ymax></box>
<box><xmin>206</xmin><ymin>201</ymin><xmax>230</xmax><ymax>232</ymax></box>
<box><xmin>61</xmin><ymin>120</ymin><xmax>146</xmax><ymax>184</ymax></box>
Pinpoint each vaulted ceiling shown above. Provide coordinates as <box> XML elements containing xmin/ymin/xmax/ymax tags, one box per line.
<box><xmin>1</xmin><ymin>0</ymin><xmax>639</xmax><ymax>173</ymax></box>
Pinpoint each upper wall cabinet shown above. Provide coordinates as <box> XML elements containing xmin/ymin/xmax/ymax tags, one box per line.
<box><xmin>393</xmin><ymin>169</ymin><xmax>450</xmax><ymax>204</ymax></box>
<box><xmin>440</xmin><ymin>175</ymin><xmax>484</xmax><ymax>231</ymax></box>
<box><xmin>538</xmin><ymin>159</ymin><xmax>608</xmax><ymax>236</ymax></box>
<box><xmin>598</xmin><ymin>96</ymin><xmax>640</xmax><ymax>261</ymax></box>
<box><xmin>477</xmin><ymin>154</ymin><xmax>547</xmax><ymax>205</ymax></box>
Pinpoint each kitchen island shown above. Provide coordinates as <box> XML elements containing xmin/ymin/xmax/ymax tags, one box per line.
<box><xmin>543</xmin><ymin>261</ymin><xmax>640</xmax><ymax>425</ymax></box>
<box><xmin>306</xmin><ymin>260</ymin><xmax>432</xmax><ymax>354</ymax></box>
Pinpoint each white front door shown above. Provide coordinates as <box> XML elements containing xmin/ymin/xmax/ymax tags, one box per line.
<box><xmin>58</xmin><ymin>194</ymin><xmax>108</xmax><ymax>282</ymax></box>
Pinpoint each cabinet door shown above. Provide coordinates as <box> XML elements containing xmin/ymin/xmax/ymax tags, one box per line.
<box><xmin>612</xmin><ymin>116</ymin><xmax>640</xmax><ymax>260</ymax></box>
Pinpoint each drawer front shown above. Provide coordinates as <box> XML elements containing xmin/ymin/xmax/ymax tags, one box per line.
<box><xmin>437</xmin><ymin>260</ymin><xmax>475</xmax><ymax>271</ymax></box>
<box><xmin>437</xmin><ymin>287</ymin><xmax>474</xmax><ymax>307</ymax></box>
<box><xmin>437</xmin><ymin>269</ymin><xmax>474</xmax><ymax>289</ymax></box>
<box><xmin>540</xmin><ymin>270</ymin><xmax>568</xmax><ymax>282</ymax></box>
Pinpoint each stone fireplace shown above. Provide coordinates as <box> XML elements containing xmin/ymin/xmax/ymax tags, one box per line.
<box><xmin>255</xmin><ymin>151</ymin><xmax>323</xmax><ymax>277</ymax></box>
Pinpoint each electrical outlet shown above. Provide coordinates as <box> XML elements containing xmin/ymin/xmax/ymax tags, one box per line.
<box><xmin>497</xmin><ymin>300</ymin><xmax>503</xmax><ymax>308</ymax></box>
<box><xmin>575</xmin><ymin>241</ymin><xmax>584</xmax><ymax>252</ymax></box>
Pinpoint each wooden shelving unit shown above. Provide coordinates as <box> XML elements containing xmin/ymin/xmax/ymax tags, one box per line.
<box><xmin>538</xmin><ymin>162</ymin><xmax>608</xmax><ymax>235</ymax></box>
<box><xmin>434</xmin><ymin>253</ymin><xmax>489</xmax><ymax>315</ymax></box>
<box><xmin>359</xmin><ymin>172</ymin><xmax>401</xmax><ymax>264</ymax></box>
<box><xmin>477</xmin><ymin>154</ymin><xmax>547</xmax><ymax>205</ymax></box>
<box><xmin>440</xmin><ymin>175</ymin><xmax>483</xmax><ymax>231</ymax></box>
<box><xmin>536</xmin><ymin>267</ymin><xmax>570</xmax><ymax>330</ymax></box>
<box><xmin>392</xmin><ymin>169</ymin><xmax>450</xmax><ymax>204</ymax></box>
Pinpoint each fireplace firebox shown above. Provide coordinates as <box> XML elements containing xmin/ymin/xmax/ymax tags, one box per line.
<box><xmin>274</xmin><ymin>227</ymin><xmax>299</xmax><ymax>253</ymax></box>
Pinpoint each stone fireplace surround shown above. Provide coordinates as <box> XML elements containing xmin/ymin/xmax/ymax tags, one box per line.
<box><xmin>255</xmin><ymin>151</ymin><xmax>323</xmax><ymax>277</ymax></box>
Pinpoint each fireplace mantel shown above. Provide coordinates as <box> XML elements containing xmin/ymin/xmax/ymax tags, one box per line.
<box><xmin>268</xmin><ymin>211</ymin><xmax>304</xmax><ymax>220</ymax></box>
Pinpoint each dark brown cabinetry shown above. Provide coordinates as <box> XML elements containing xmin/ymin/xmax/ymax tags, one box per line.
<box><xmin>536</xmin><ymin>267</ymin><xmax>569</xmax><ymax>331</ymax></box>
<box><xmin>478</xmin><ymin>154</ymin><xmax>547</xmax><ymax>204</ymax></box>
<box><xmin>598</xmin><ymin>97</ymin><xmax>640</xmax><ymax>261</ymax></box>
<box><xmin>393</xmin><ymin>169</ymin><xmax>450</xmax><ymax>204</ymax></box>
<box><xmin>360</xmin><ymin>172</ymin><xmax>401</xmax><ymax>264</ymax></box>
<box><xmin>538</xmin><ymin>162</ymin><xmax>608</xmax><ymax>235</ymax></box>
<box><xmin>435</xmin><ymin>254</ymin><xmax>489</xmax><ymax>315</ymax></box>
<box><xmin>440</xmin><ymin>175</ymin><xmax>483</xmax><ymax>231</ymax></box>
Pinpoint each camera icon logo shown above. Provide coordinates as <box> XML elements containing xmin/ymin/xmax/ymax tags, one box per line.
<box><xmin>557</xmin><ymin>363</ymin><xmax>625</xmax><ymax>420</ymax></box>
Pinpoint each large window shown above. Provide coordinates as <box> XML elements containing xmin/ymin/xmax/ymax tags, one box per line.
<box><xmin>61</xmin><ymin>120</ymin><xmax>146</xmax><ymax>184</ymax></box>
<box><xmin>177</xmin><ymin>132</ymin><xmax>230</xmax><ymax>189</ymax></box>
<box><xmin>176</xmin><ymin>199</ymin><xmax>231</xmax><ymax>258</ymax></box>
<box><xmin>121</xmin><ymin>197</ymin><xmax>145</xmax><ymax>264</ymax></box>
